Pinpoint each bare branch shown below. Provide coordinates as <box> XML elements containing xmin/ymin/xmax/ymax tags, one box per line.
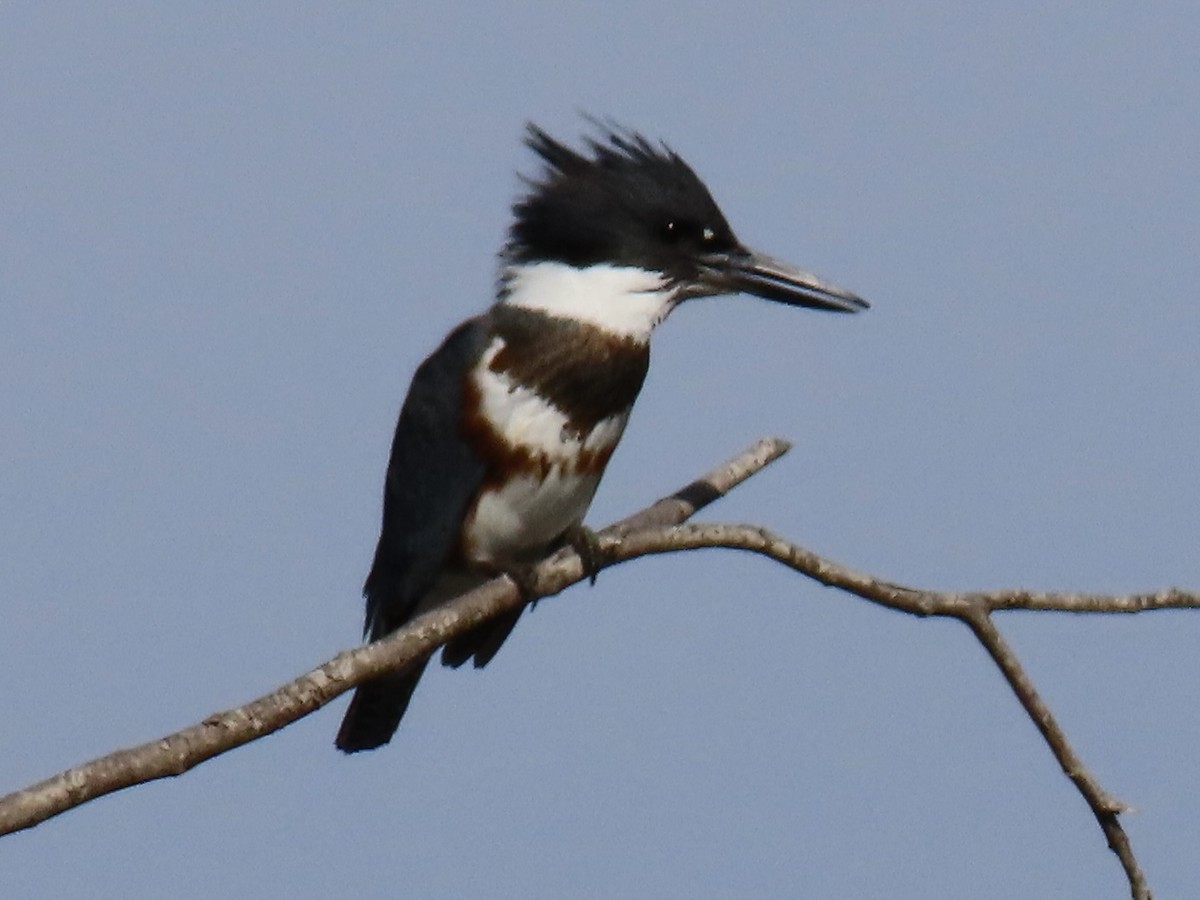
<box><xmin>963</xmin><ymin>612</ymin><xmax>1151</xmax><ymax>900</ymax></box>
<box><xmin>3</xmin><ymin>441</ymin><xmax>1192</xmax><ymax>900</ymax></box>
<box><xmin>608</xmin><ymin>522</ymin><xmax>1198</xmax><ymax>617</ymax></box>
<box><xmin>601</xmin><ymin>522</ymin><xmax>1192</xmax><ymax>900</ymax></box>
<box><xmin>0</xmin><ymin>438</ymin><xmax>791</xmax><ymax>838</ymax></box>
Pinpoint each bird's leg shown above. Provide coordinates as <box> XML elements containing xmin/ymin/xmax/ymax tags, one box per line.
<box><xmin>498</xmin><ymin>561</ymin><xmax>542</xmax><ymax>600</ymax></box>
<box><xmin>491</xmin><ymin>523</ymin><xmax>602</xmax><ymax>617</ymax></box>
<box><xmin>494</xmin><ymin>523</ymin><xmax>604</xmax><ymax>607</ymax></box>
<box><xmin>563</xmin><ymin>522</ymin><xmax>604</xmax><ymax>585</ymax></box>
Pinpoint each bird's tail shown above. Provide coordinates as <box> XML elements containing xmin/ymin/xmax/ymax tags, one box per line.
<box><xmin>335</xmin><ymin>656</ymin><xmax>431</xmax><ymax>753</ymax></box>
<box><xmin>440</xmin><ymin>607</ymin><xmax>524</xmax><ymax>669</ymax></box>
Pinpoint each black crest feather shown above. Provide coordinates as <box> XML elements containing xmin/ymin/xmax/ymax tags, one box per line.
<box><xmin>506</xmin><ymin>121</ymin><xmax>738</xmax><ymax>275</ymax></box>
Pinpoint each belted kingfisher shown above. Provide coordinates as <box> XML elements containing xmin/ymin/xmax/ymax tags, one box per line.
<box><xmin>335</xmin><ymin>122</ymin><xmax>868</xmax><ymax>752</ymax></box>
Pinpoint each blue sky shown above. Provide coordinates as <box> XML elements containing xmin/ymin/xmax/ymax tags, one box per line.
<box><xmin>3</xmin><ymin>4</ymin><xmax>1198</xmax><ymax>898</ymax></box>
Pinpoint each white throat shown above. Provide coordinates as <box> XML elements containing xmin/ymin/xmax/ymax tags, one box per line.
<box><xmin>500</xmin><ymin>261</ymin><xmax>676</xmax><ymax>341</ymax></box>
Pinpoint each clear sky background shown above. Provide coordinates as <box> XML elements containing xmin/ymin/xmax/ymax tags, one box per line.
<box><xmin>3</xmin><ymin>4</ymin><xmax>1198</xmax><ymax>898</ymax></box>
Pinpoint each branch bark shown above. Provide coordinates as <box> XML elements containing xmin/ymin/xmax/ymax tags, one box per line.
<box><xmin>4</xmin><ymin>439</ymin><xmax>1194</xmax><ymax>899</ymax></box>
<box><xmin>0</xmin><ymin>438</ymin><xmax>791</xmax><ymax>837</ymax></box>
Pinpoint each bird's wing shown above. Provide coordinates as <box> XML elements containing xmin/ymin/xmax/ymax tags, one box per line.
<box><xmin>362</xmin><ymin>315</ymin><xmax>492</xmax><ymax>639</ymax></box>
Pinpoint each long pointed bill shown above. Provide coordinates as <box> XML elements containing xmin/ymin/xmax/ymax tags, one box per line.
<box><xmin>700</xmin><ymin>245</ymin><xmax>869</xmax><ymax>313</ymax></box>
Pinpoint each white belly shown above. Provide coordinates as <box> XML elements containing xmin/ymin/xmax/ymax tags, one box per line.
<box><xmin>465</xmin><ymin>467</ymin><xmax>602</xmax><ymax>565</ymax></box>
<box><xmin>463</xmin><ymin>346</ymin><xmax>629</xmax><ymax>564</ymax></box>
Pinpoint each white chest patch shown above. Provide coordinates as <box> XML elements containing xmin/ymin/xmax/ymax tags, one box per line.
<box><xmin>501</xmin><ymin>260</ymin><xmax>676</xmax><ymax>341</ymax></box>
<box><xmin>462</xmin><ymin>340</ymin><xmax>630</xmax><ymax>565</ymax></box>
<box><xmin>473</xmin><ymin>340</ymin><xmax>629</xmax><ymax>460</ymax></box>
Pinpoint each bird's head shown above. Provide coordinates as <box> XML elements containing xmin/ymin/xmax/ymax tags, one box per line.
<box><xmin>505</xmin><ymin>123</ymin><xmax>868</xmax><ymax>315</ymax></box>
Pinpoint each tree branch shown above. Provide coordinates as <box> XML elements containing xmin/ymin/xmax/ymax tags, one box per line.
<box><xmin>0</xmin><ymin>437</ymin><xmax>791</xmax><ymax>838</ymax></box>
<box><xmin>4</xmin><ymin>440</ymin><xmax>1194</xmax><ymax>900</ymax></box>
<box><xmin>596</xmin><ymin>521</ymin><xmax>1194</xmax><ymax>900</ymax></box>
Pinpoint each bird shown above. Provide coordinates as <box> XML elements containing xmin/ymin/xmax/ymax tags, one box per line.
<box><xmin>335</xmin><ymin>121</ymin><xmax>868</xmax><ymax>753</ymax></box>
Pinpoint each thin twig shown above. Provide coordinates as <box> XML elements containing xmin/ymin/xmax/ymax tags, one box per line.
<box><xmin>963</xmin><ymin>611</ymin><xmax>1151</xmax><ymax>900</ymax></box>
<box><xmin>608</xmin><ymin>522</ymin><xmax>1197</xmax><ymax>617</ymax></box>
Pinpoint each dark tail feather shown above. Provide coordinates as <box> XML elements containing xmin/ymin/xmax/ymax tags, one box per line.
<box><xmin>335</xmin><ymin>656</ymin><xmax>431</xmax><ymax>753</ymax></box>
<box><xmin>441</xmin><ymin>607</ymin><xmax>524</xmax><ymax>669</ymax></box>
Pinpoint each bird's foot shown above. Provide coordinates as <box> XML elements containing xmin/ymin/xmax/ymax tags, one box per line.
<box><xmin>564</xmin><ymin>523</ymin><xmax>604</xmax><ymax>585</ymax></box>
<box><xmin>499</xmin><ymin>562</ymin><xmax>542</xmax><ymax>600</ymax></box>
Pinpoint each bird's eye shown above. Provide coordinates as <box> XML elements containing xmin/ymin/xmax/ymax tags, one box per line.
<box><xmin>661</xmin><ymin>219</ymin><xmax>705</xmax><ymax>244</ymax></box>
